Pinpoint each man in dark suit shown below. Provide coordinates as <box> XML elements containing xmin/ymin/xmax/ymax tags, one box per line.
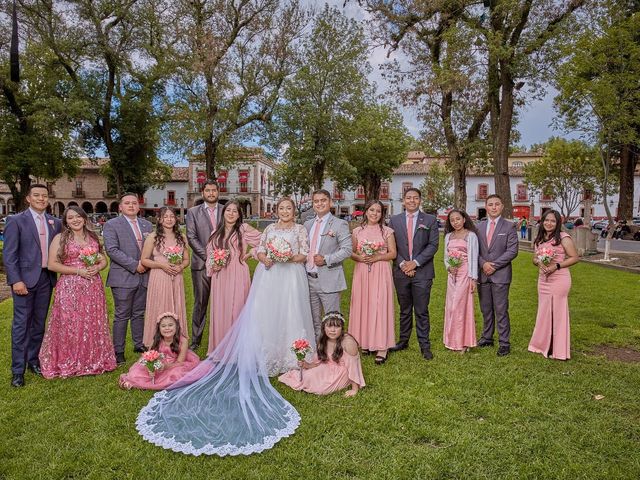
<box><xmin>389</xmin><ymin>188</ymin><xmax>440</xmax><ymax>360</ymax></box>
<box><xmin>186</xmin><ymin>180</ymin><xmax>223</xmax><ymax>350</ymax></box>
<box><xmin>4</xmin><ymin>184</ymin><xmax>61</xmax><ymax>387</ymax></box>
<box><xmin>477</xmin><ymin>194</ymin><xmax>519</xmax><ymax>356</ymax></box>
<box><xmin>103</xmin><ymin>193</ymin><xmax>153</xmax><ymax>365</ymax></box>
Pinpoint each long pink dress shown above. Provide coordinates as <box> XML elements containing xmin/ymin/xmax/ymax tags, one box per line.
<box><xmin>443</xmin><ymin>237</ymin><xmax>477</xmax><ymax>351</ymax></box>
<box><xmin>119</xmin><ymin>339</ymin><xmax>200</xmax><ymax>390</ymax></box>
<box><xmin>528</xmin><ymin>232</ymin><xmax>572</xmax><ymax>360</ymax></box>
<box><xmin>39</xmin><ymin>238</ymin><xmax>116</xmax><ymax>378</ymax></box>
<box><xmin>348</xmin><ymin>225</ymin><xmax>395</xmax><ymax>351</ymax></box>
<box><xmin>143</xmin><ymin>241</ymin><xmax>188</xmax><ymax>347</ymax></box>
<box><xmin>206</xmin><ymin>223</ymin><xmax>262</xmax><ymax>353</ymax></box>
<box><xmin>278</xmin><ymin>350</ymin><xmax>366</xmax><ymax>395</ymax></box>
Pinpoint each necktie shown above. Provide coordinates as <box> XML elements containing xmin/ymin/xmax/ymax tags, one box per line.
<box><xmin>37</xmin><ymin>214</ymin><xmax>47</xmax><ymax>268</ymax></box>
<box><xmin>307</xmin><ymin>218</ymin><xmax>322</xmax><ymax>271</ymax></box>
<box><xmin>130</xmin><ymin>219</ymin><xmax>143</xmax><ymax>250</ymax></box>
<box><xmin>208</xmin><ymin>206</ymin><xmax>217</xmax><ymax>230</ymax></box>
<box><xmin>487</xmin><ymin>219</ymin><xmax>496</xmax><ymax>245</ymax></box>
<box><xmin>407</xmin><ymin>213</ymin><xmax>414</xmax><ymax>259</ymax></box>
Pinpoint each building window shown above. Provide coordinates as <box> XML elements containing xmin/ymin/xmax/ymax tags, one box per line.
<box><xmin>356</xmin><ymin>186</ymin><xmax>365</xmax><ymax>199</ymax></box>
<box><xmin>540</xmin><ymin>191</ymin><xmax>553</xmax><ymax>202</ymax></box>
<box><xmin>333</xmin><ymin>184</ymin><xmax>344</xmax><ymax>200</ymax></box>
<box><xmin>583</xmin><ymin>189</ymin><xmax>593</xmax><ymax>201</ymax></box>
<box><xmin>477</xmin><ymin>183</ymin><xmax>488</xmax><ymax>200</ymax></box>
<box><xmin>166</xmin><ymin>190</ymin><xmax>175</xmax><ymax>206</ymax></box>
<box><xmin>513</xmin><ymin>161</ymin><xmax>524</xmax><ymax>168</ymax></box>
<box><xmin>515</xmin><ymin>184</ymin><xmax>528</xmax><ymax>201</ymax></box>
<box><xmin>75</xmin><ymin>179</ymin><xmax>83</xmax><ymax>196</ymax></box>
<box><xmin>402</xmin><ymin>182</ymin><xmax>413</xmax><ymax>195</ymax></box>
<box><xmin>239</xmin><ymin>170</ymin><xmax>249</xmax><ymax>193</ymax></box>
<box><xmin>380</xmin><ymin>182</ymin><xmax>390</xmax><ymax>199</ymax></box>
<box><xmin>217</xmin><ymin>170</ymin><xmax>228</xmax><ymax>192</ymax></box>
<box><xmin>137</xmin><ymin>194</ymin><xmax>145</xmax><ymax>205</ymax></box>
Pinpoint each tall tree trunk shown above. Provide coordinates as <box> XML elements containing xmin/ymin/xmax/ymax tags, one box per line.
<box><xmin>312</xmin><ymin>155</ymin><xmax>325</xmax><ymax>191</ymax></box>
<box><xmin>364</xmin><ymin>174</ymin><xmax>381</xmax><ymax>203</ymax></box>
<box><xmin>451</xmin><ymin>158</ymin><xmax>467</xmax><ymax>209</ymax></box>
<box><xmin>205</xmin><ymin>135</ymin><xmax>219</xmax><ymax>180</ymax></box>
<box><xmin>618</xmin><ymin>143</ymin><xmax>638</xmax><ymax>221</ymax></box>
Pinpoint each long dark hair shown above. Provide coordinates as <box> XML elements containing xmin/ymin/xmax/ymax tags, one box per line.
<box><xmin>534</xmin><ymin>209</ymin><xmax>563</xmax><ymax>247</ymax></box>
<box><xmin>58</xmin><ymin>206</ymin><xmax>102</xmax><ymax>262</ymax></box>
<box><xmin>150</xmin><ymin>313</ymin><xmax>181</xmax><ymax>355</ymax></box>
<box><xmin>208</xmin><ymin>200</ymin><xmax>244</xmax><ymax>263</ymax></box>
<box><xmin>317</xmin><ymin>312</ymin><xmax>356</xmax><ymax>363</ymax></box>
<box><xmin>361</xmin><ymin>199</ymin><xmax>385</xmax><ymax>236</ymax></box>
<box><xmin>154</xmin><ymin>207</ymin><xmax>185</xmax><ymax>250</ymax></box>
<box><xmin>444</xmin><ymin>209</ymin><xmax>478</xmax><ymax>234</ymax></box>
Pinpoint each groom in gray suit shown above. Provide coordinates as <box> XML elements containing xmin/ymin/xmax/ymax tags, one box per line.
<box><xmin>304</xmin><ymin>189</ymin><xmax>352</xmax><ymax>340</ymax></box>
<box><xmin>477</xmin><ymin>194</ymin><xmax>519</xmax><ymax>356</ymax></box>
<box><xmin>103</xmin><ymin>193</ymin><xmax>153</xmax><ymax>364</ymax></box>
<box><xmin>186</xmin><ymin>180</ymin><xmax>224</xmax><ymax>350</ymax></box>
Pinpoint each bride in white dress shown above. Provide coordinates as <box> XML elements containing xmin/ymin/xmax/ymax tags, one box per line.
<box><xmin>136</xmin><ymin>198</ymin><xmax>316</xmax><ymax>456</ymax></box>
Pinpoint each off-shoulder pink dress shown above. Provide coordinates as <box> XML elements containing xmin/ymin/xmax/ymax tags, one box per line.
<box><xmin>528</xmin><ymin>232</ymin><xmax>572</xmax><ymax>360</ymax></box>
<box><xmin>119</xmin><ymin>339</ymin><xmax>200</xmax><ymax>390</ymax></box>
<box><xmin>348</xmin><ymin>225</ymin><xmax>395</xmax><ymax>351</ymax></box>
<box><xmin>206</xmin><ymin>223</ymin><xmax>262</xmax><ymax>353</ymax></box>
<box><xmin>278</xmin><ymin>350</ymin><xmax>365</xmax><ymax>395</ymax></box>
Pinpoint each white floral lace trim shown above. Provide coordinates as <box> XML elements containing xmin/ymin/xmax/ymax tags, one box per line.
<box><xmin>135</xmin><ymin>390</ymin><xmax>301</xmax><ymax>457</ymax></box>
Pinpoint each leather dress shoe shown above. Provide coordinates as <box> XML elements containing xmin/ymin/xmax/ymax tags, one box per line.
<box><xmin>133</xmin><ymin>346</ymin><xmax>148</xmax><ymax>353</ymax></box>
<box><xmin>497</xmin><ymin>346</ymin><xmax>511</xmax><ymax>357</ymax></box>
<box><xmin>389</xmin><ymin>342</ymin><xmax>408</xmax><ymax>353</ymax></box>
<box><xmin>421</xmin><ymin>348</ymin><xmax>434</xmax><ymax>360</ymax></box>
<box><xmin>116</xmin><ymin>353</ymin><xmax>126</xmax><ymax>365</ymax></box>
<box><xmin>477</xmin><ymin>339</ymin><xmax>494</xmax><ymax>347</ymax></box>
<box><xmin>189</xmin><ymin>343</ymin><xmax>200</xmax><ymax>351</ymax></box>
<box><xmin>11</xmin><ymin>374</ymin><xmax>25</xmax><ymax>387</ymax></box>
<box><xmin>27</xmin><ymin>364</ymin><xmax>42</xmax><ymax>376</ymax></box>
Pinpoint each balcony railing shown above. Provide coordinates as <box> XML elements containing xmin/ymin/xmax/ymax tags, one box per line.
<box><xmin>164</xmin><ymin>199</ymin><xmax>177</xmax><ymax>206</ymax></box>
<box><xmin>475</xmin><ymin>194</ymin><xmax>488</xmax><ymax>201</ymax></box>
<box><xmin>102</xmin><ymin>191</ymin><xmax>116</xmax><ymax>199</ymax></box>
<box><xmin>72</xmin><ymin>190</ymin><xmax>85</xmax><ymax>198</ymax></box>
<box><xmin>48</xmin><ymin>190</ymin><xmax>56</xmax><ymax>198</ymax></box>
<box><xmin>513</xmin><ymin>194</ymin><xmax>529</xmax><ymax>202</ymax></box>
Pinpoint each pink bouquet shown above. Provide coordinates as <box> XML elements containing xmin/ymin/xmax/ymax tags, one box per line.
<box><xmin>447</xmin><ymin>249</ymin><xmax>464</xmax><ymax>284</ymax></box>
<box><xmin>536</xmin><ymin>246</ymin><xmax>555</xmax><ymax>266</ymax></box>
<box><xmin>139</xmin><ymin>349</ymin><xmax>165</xmax><ymax>384</ymax></box>
<box><xmin>163</xmin><ymin>245</ymin><xmax>184</xmax><ymax>265</ymax></box>
<box><xmin>266</xmin><ymin>237</ymin><xmax>293</xmax><ymax>263</ymax></box>
<box><xmin>359</xmin><ymin>240</ymin><xmax>385</xmax><ymax>272</ymax></box>
<box><xmin>79</xmin><ymin>246</ymin><xmax>101</xmax><ymax>266</ymax></box>
<box><xmin>291</xmin><ymin>338</ymin><xmax>312</xmax><ymax>381</ymax></box>
<box><xmin>209</xmin><ymin>248</ymin><xmax>230</xmax><ymax>277</ymax></box>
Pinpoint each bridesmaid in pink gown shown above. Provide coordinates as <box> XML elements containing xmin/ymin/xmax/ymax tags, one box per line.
<box><xmin>141</xmin><ymin>207</ymin><xmax>190</xmax><ymax>347</ymax></box>
<box><xmin>206</xmin><ymin>200</ymin><xmax>262</xmax><ymax>353</ymax></box>
<box><xmin>119</xmin><ymin>312</ymin><xmax>199</xmax><ymax>390</ymax></box>
<box><xmin>529</xmin><ymin>210</ymin><xmax>579</xmax><ymax>360</ymax></box>
<box><xmin>348</xmin><ymin>200</ymin><xmax>397</xmax><ymax>365</ymax></box>
<box><xmin>279</xmin><ymin>312</ymin><xmax>365</xmax><ymax>396</ymax></box>
<box><xmin>443</xmin><ymin>209</ymin><xmax>479</xmax><ymax>352</ymax></box>
<box><xmin>39</xmin><ymin>206</ymin><xmax>116</xmax><ymax>378</ymax></box>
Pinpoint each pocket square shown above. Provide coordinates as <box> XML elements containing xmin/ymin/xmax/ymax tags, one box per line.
<box><xmin>498</xmin><ymin>233</ymin><xmax>506</xmax><ymax>236</ymax></box>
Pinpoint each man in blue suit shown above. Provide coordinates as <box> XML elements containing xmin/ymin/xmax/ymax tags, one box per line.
<box><xmin>4</xmin><ymin>184</ymin><xmax>61</xmax><ymax>387</ymax></box>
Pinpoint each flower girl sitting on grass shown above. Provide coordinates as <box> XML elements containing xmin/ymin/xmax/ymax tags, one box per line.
<box><xmin>279</xmin><ymin>312</ymin><xmax>365</xmax><ymax>397</ymax></box>
<box><xmin>119</xmin><ymin>312</ymin><xmax>200</xmax><ymax>390</ymax></box>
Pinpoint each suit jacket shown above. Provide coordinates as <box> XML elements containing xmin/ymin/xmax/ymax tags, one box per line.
<box><xmin>304</xmin><ymin>214</ymin><xmax>352</xmax><ymax>293</ymax></box>
<box><xmin>186</xmin><ymin>202</ymin><xmax>224</xmax><ymax>271</ymax></box>
<box><xmin>389</xmin><ymin>211</ymin><xmax>439</xmax><ymax>280</ymax></box>
<box><xmin>3</xmin><ymin>210</ymin><xmax>61</xmax><ymax>288</ymax></box>
<box><xmin>477</xmin><ymin>217</ymin><xmax>519</xmax><ymax>284</ymax></box>
<box><xmin>103</xmin><ymin>215</ymin><xmax>153</xmax><ymax>288</ymax></box>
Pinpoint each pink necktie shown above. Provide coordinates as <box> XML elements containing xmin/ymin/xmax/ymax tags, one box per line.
<box><xmin>307</xmin><ymin>218</ymin><xmax>322</xmax><ymax>270</ymax></box>
<box><xmin>37</xmin><ymin>215</ymin><xmax>47</xmax><ymax>267</ymax></box>
<box><xmin>407</xmin><ymin>213</ymin><xmax>414</xmax><ymax>259</ymax></box>
<box><xmin>208</xmin><ymin>207</ymin><xmax>217</xmax><ymax>230</ymax></box>
<box><xmin>130</xmin><ymin>219</ymin><xmax>143</xmax><ymax>250</ymax></box>
<box><xmin>487</xmin><ymin>220</ymin><xmax>496</xmax><ymax>245</ymax></box>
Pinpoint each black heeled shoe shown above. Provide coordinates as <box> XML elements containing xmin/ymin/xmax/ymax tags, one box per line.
<box><xmin>374</xmin><ymin>355</ymin><xmax>387</xmax><ymax>365</ymax></box>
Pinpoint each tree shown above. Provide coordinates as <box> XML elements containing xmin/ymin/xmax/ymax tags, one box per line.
<box><xmin>524</xmin><ymin>137</ymin><xmax>604</xmax><ymax>219</ymax></box>
<box><xmin>339</xmin><ymin>103</ymin><xmax>411</xmax><ymax>202</ymax></box>
<box><xmin>419</xmin><ymin>162</ymin><xmax>454</xmax><ymax>215</ymax></box>
<box><xmin>267</xmin><ymin>5</ymin><xmax>372</xmax><ymax>190</ymax></box>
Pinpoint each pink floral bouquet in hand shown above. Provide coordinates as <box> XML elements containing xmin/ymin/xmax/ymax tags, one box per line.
<box><xmin>265</xmin><ymin>237</ymin><xmax>293</xmax><ymax>263</ymax></box>
<box><xmin>447</xmin><ymin>249</ymin><xmax>464</xmax><ymax>284</ymax></box>
<box><xmin>360</xmin><ymin>240</ymin><xmax>385</xmax><ymax>272</ymax></box>
<box><xmin>291</xmin><ymin>338</ymin><xmax>312</xmax><ymax>381</ymax></box>
<box><xmin>163</xmin><ymin>245</ymin><xmax>184</xmax><ymax>265</ymax></box>
<box><xmin>209</xmin><ymin>248</ymin><xmax>230</xmax><ymax>277</ymax></box>
<box><xmin>139</xmin><ymin>349</ymin><xmax>165</xmax><ymax>384</ymax></box>
<box><xmin>536</xmin><ymin>246</ymin><xmax>555</xmax><ymax>280</ymax></box>
<box><xmin>79</xmin><ymin>246</ymin><xmax>101</xmax><ymax>266</ymax></box>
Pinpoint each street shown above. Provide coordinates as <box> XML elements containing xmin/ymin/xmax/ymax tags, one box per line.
<box><xmin>597</xmin><ymin>237</ymin><xmax>640</xmax><ymax>253</ymax></box>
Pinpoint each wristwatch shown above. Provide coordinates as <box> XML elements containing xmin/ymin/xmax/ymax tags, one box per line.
<box><xmin>556</xmin><ymin>263</ymin><xmax>561</xmax><ymax>270</ymax></box>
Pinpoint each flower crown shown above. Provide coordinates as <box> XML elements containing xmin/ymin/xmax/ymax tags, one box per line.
<box><xmin>322</xmin><ymin>311</ymin><xmax>345</xmax><ymax>324</ymax></box>
<box><xmin>156</xmin><ymin>311</ymin><xmax>179</xmax><ymax>324</ymax></box>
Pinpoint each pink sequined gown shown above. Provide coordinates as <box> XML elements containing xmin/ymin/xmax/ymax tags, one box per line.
<box><xmin>443</xmin><ymin>237</ymin><xmax>477</xmax><ymax>351</ymax></box>
<box><xmin>529</xmin><ymin>232</ymin><xmax>572</xmax><ymax>360</ymax></box>
<box><xmin>39</xmin><ymin>238</ymin><xmax>116</xmax><ymax>378</ymax></box>
<box><xmin>119</xmin><ymin>339</ymin><xmax>200</xmax><ymax>390</ymax></box>
<box><xmin>143</xmin><ymin>242</ymin><xmax>188</xmax><ymax>347</ymax></box>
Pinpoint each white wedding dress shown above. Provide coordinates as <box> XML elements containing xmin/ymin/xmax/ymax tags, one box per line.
<box><xmin>136</xmin><ymin>222</ymin><xmax>316</xmax><ymax>456</ymax></box>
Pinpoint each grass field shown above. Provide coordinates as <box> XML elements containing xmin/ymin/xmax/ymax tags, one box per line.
<box><xmin>1</xmin><ymin>249</ymin><xmax>639</xmax><ymax>479</ymax></box>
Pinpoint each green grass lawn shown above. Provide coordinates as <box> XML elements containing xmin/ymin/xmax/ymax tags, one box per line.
<box><xmin>1</xmin><ymin>249</ymin><xmax>639</xmax><ymax>479</ymax></box>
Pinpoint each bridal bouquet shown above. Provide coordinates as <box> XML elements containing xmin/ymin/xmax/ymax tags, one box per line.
<box><xmin>209</xmin><ymin>248</ymin><xmax>230</xmax><ymax>277</ymax></box>
<box><xmin>359</xmin><ymin>240</ymin><xmax>385</xmax><ymax>272</ymax></box>
<box><xmin>447</xmin><ymin>249</ymin><xmax>464</xmax><ymax>284</ymax></box>
<box><xmin>536</xmin><ymin>246</ymin><xmax>555</xmax><ymax>266</ymax></box>
<box><xmin>163</xmin><ymin>245</ymin><xmax>184</xmax><ymax>265</ymax></box>
<box><xmin>79</xmin><ymin>246</ymin><xmax>101</xmax><ymax>266</ymax></box>
<box><xmin>140</xmin><ymin>350</ymin><xmax>165</xmax><ymax>384</ymax></box>
<box><xmin>266</xmin><ymin>237</ymin><xmax>293</xmax><ymax>263</ymax></box>
<box><xmin>291</xmin><ymin>338</ymin><xmax>312</xmax><ymax>381</ymax></box>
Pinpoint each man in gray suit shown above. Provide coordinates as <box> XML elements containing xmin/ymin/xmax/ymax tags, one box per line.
<box><xmin>103</xmin><ymin>193</ymin><xmax>153</xmax><ymax>364</ymax></box>
<box><xmin>389</xmin><ymin>188</ymin><xmax>440</xmax><ymax>360</ymax></box>
<box><xmin>304</xmin><ymin>189</ymin><xmax>352</xmax><ymax>340</ymax></box>
<box><xmin>186</xmin><ymin>180</ymin><xmax>223</xmax><ymax>350</ymax></box>
<box><xmin>477</xmin><ymin>194</ymin><xmax>519</xmax><ymax>356</ymax></box>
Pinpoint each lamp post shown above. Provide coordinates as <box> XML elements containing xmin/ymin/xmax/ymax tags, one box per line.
<box><xmin>180</xmin><ymin>197</ymin><xmax>184</xmax><ymax>224</ymax></box>
<box><xmin>528</xmin><ymin>191</ymin><xmax>535</xmax><ymax>241</ymax></box>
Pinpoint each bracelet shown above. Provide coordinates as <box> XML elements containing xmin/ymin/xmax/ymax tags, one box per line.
<box><xmin>556</xmin><ymin>263</ymin><xmax>561</xmax><ymax>270</ymax></box>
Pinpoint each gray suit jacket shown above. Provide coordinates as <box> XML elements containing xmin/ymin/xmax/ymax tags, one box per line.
<box><xmin>186</xmin><ymin>202</ymin><xmax>224</xmax><ymax>271</ymax></box>
<box><xmin>389</xmin><ymin>211</ymin><xmax>439</xmax><ymax>280</ymax></box>
<box><xmin>477</xmin><ymin>217</ymin><xmax>519</xmax><ymax>284</ymax></box>
<box><xmin>104</xmin><ymin>215</ymin><xmax>153</xmax><ymax>288</ymax></box>
<box><xmin>304</xmin><ymin>214</ymin><xmax>352</xmax><ymax>293</ymax></box>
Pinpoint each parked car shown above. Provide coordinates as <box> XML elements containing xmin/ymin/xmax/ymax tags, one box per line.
<box><xmin>592</xmin><ymin>220</ymin><xmax>609</xmax><ymax>231</ymax></box>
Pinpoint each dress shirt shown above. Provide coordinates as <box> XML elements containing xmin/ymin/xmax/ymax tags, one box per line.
<box><xmin>306</xmin><ymin>213</ymin><xmax>330</xmax><ymax>273</ymax></box>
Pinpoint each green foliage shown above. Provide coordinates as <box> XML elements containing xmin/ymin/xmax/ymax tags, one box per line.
<box><xmin>420</xmin><ymin>163</ymin><xmax>454</xmax><ymax>214</ymax></box>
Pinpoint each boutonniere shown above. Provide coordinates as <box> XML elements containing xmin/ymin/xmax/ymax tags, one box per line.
<box><xmin>143</xmin><ymin>232</ymin><xmax>150</xmax><ymax>239</ymax></box>
<box><xmin>417</xmin><ymin>224</ymin><xmax>429</xmax><ymax>231</ymax></box>
<box><xmin>322</xmin><ymin>230</ymin><xmax>336</xmax><ymax>238</ymax></box>
<box><xmin>47</xmin><ymin>219</ymin><xmax>54</xmax><ymax>226</ymax></box>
